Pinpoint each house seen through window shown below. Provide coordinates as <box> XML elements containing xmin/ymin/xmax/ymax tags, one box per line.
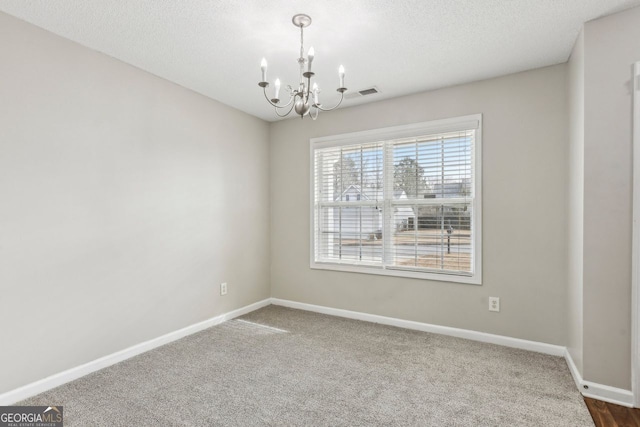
<box><xmin>311</xmin><ymin>115</ymin><xmax>482</xmax><ymax>284</ymax></box>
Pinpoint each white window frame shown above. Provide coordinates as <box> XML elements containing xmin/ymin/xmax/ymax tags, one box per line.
<box><xmin>309</xmin><ymin>114</ymin><xmax>482</xmax><ymax>285</ymax></box>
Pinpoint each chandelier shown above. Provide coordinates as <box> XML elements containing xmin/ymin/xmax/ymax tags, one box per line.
<box><xmin>258</xmin><ymin>14</ymin><xmax>347</xmax><ymax>120</ymax></box>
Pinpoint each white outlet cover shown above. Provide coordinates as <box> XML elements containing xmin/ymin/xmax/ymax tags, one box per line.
<box><xmin>489</xmin><ymin>297</ymin><xmax>500</xmax><ymax>312</ymax></box>
<box><xmin>220</xmin><ymin>282</ymin><xmax>228</xmax><ymax>296</ymax></box>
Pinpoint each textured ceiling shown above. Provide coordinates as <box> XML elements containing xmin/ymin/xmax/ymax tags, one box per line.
<box><xmin>1</xmin><ymin>0</ymin><xmax>638</xmax><ymax>122</ymax></box>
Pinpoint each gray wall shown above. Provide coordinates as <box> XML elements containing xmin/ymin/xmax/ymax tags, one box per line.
<box><xmin>270</xmin><ymin>64</ymin><xmax>568</xmax><ymax>345</ymax></box>
<box><xmin>566</xmin><ymin>29</ymin><xmax>585</xmax><ymax>376</ymax></box>
<box><xmin>581</xmin><ymin>6</ymin><xmax>640</xmax><ymax>390</ymax></box>
<box><xmin>0</xmin><ymin>12</ymin><xmax>270</xmax><ymax>394</ymax></box>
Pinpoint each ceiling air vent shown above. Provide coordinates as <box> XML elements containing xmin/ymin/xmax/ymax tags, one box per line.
<box><xmin>359</xmin><ymin>88</ymin><xmax>379</xmax><ymax>96</ymax></box>
<box><xmin>345</xmin><ymin>86</ymin><xmax>381</xmax><ymax>99</ymax></box>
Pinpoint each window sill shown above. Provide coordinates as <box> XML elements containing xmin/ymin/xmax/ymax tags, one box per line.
<box><xmin>310</xmin><ymin>261</ymin><xmax>482</xmax><ymax>285</ymax></box>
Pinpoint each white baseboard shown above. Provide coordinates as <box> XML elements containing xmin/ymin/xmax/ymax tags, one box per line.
<box><xmin>0</xmin><ymin>298</ymin><xmax>271</xmax><ymax>405</ymax></box>
<box><xmin>564</xmin><ymin>348</ymin><xmax>584</xmax><ymax>391</ymax></box>
<box><xmin>270</xmin><ymin>298</ymin><xmax>565</xmax><ymax>356</ymax></box>
<box><xmin>564</xmin><ymin>349</ymin><xmax>634</xmax><ymax>408</ymax></box>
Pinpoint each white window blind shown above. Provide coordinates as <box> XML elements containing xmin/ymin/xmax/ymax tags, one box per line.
<box><xmin>311</xmin><ymin>115</ymin><xmax>481</xmax><ymax>284</ymax></box>
<box><xmin>314</xmin><ymin>142</ymin><xmax>385</xmax><ymax>265</ymax></box>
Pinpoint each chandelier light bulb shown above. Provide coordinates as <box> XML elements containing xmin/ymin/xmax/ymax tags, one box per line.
<box><xmin>339</xmin><ymin>65</ymin><xmax>345</xmax><ymax>88</ymax></box>
<box><xmin>274</xmin><ymin>78</ymin><xmax>281</xmax><ymax>100</ymax></box>
<box><xmin>260</xmin><ymin>58</ymin><xmax>267</xmax><ymax>82</ymax></box>
<box><xmin>308</xmin><ymin>47</ymin><xmax>315</xmax><ymax>72</ymax></box>
<box><xmin>312</xmin><ymin>82</ymin><xmax>319</xmax><ymax>105</ymax></box>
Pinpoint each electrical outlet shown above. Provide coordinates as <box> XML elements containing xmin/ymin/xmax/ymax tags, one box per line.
<box><xmin>489</xmin><ymin>297</ymin><xmax>500</xmax><ymax>312</ymax></box>
<box><xmin>220</xmin><ymin>282</ymin><xmax>228</xmax><ymax>296</ymax></box>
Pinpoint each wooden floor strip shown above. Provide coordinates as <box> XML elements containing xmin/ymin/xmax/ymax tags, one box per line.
<box><xmin>586</xmin><ymin>398</ymin><xmax>618</xmax><ymax>426</ymax></box>
<box><xmin>607</xmin><ymin>402</ymin><xmax>639</xmax><ymax>427</ymax></box>
<box><xmin>585</xmin><ymin>397</ymin><xmax>640</xmax><ymax>427</ymax></box>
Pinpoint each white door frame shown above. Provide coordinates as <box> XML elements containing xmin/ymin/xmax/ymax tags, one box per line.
<box><xmin>632</xmin><ymin>61</ymin><xmax>640</xmax><ymax>408</ymax></box>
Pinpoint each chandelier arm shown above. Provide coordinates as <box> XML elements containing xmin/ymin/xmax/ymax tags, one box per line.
<box><xmin>314</xmin><ymin>90</ymin><xmax>346</xmax><ymax>112</ymax></box>
<box><xmin>275</xmin><ymin>101</ymin><xmax>296</xmax><ymax>118</ymax></box>
<box><xmin>262</xmin><ymin>86</ymin><xmax>295</xmax><ymax>108</ymax></box>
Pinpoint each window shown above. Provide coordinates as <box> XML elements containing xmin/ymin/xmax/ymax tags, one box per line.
<box><xmin>310</xmin><ymin>115</ymin><xmax>482</xmax><ymax>284</ymax></box>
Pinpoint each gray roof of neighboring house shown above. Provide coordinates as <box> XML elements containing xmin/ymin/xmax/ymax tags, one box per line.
<box><xmin>429</xmin><ymin>182</ymin><xmax>468</xmax><ymax>197</ymax></box>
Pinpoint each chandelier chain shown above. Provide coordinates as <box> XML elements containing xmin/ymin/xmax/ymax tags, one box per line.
<box><xmin>300</xmin><ymin>24</ymin><xmax>304</xmax><ymax>60</ymax></box>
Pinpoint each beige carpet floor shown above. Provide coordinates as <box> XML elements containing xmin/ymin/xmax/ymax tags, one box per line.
<box><xmin>21</xmin><ymin>305</ymin><xmax>593</xmax><ymax>426</ymax></box>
